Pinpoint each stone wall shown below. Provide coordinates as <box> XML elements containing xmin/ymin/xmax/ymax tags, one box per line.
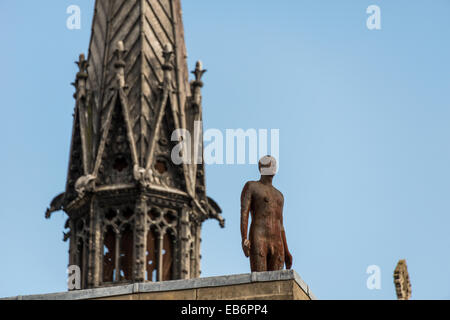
<box><xmin>3</xmin><ymin>270</ymin><xmax>316</xmax><ymax>301</ymax></box>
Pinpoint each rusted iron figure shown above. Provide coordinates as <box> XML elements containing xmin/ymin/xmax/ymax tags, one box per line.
<box><xmin>240</xmin><ymin>156</ymin><xmax>293</xmax><ymax>272</ymax></box>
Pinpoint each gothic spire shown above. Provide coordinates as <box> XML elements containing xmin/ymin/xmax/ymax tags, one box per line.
<box><xmin>47</xmin><ymin>0</ymin><xmax>223</xmax><ymax>224</ymax></box>
<box><xmin>46</xmin><ymin>0</ymin><xmax>223</xmax><ymax>288</ymax></box>
<box><xmin>86</xmin><ymin>0</ymin><xmax>191</xmax><ymax>183</ymax></box>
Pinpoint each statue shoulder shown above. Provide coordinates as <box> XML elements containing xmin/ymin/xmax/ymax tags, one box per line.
<box><xmin>242</xmin><ymin>181</ymin><xmax>258</xmax><ymax>192</ymax></box>
<box><xmin>241</xmin><ymin>181</ymin><xmax>257</xmax><ymax>202</ymax></box>
<box><xmin>273</xmin><ymin>187</ymin><xmax>284</xmax><ymax>200</ymax></box>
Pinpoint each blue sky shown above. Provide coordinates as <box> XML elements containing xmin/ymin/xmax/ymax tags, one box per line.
<box><xmin>1</xmin><ymin>0</ymin><xmax>450</xmax><ymax>299</ymax></box>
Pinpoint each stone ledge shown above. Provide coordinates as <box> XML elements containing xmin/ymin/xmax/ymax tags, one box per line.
<box><xmin>2</xmin><ymin>270</ymin><xmax>316</xmax><ymax>300</ymax></box>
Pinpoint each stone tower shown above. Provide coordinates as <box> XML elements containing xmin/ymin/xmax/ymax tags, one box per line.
<box><xmin>46</xmin><ymin>0</ymin><xmax>224</xmax><ymax>290</ymax></box>
<box><xmin>394</xmin><ymin>260</ymin><xmax>412</xmax><ymax>300</ymax></box>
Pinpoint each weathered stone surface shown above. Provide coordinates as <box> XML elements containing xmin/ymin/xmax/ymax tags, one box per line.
<box><xmin>2</xmin><ymin>270</ymin><xmax>316</xmax><ymax>300</ymax></box>
<box><xmin>45</xmin><ymin>0</ymin><xmax>224</xmax><ymax>291</ymax></box>
<box><xmin>394</xmin><ymin>259</ymin><xmax>412</xmax><ymax>300</ymax></box>
<box><xmin>138</xmin><ymin>289</ymin><xmax>197</xmax><ymax>301</ymax></box>
<box><xmin>196</xmin><ymin>280</ymin><xmax>293</xmax><ymax>300</ymax></box>
<box><xmin>292</xmin><ymin>281</ymin><xmax>310</xmax><ymax>300</ymax></box>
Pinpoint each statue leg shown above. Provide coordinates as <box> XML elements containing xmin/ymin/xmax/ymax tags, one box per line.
<box><xmin>250</xmin><ymin>240</ymin><xmax>268</xmax><ymax>272</ymax></box>
<box><xmin>267</xmin><ymin>243</ymin><xmax>285</xmax><ymax>271</ymax></box>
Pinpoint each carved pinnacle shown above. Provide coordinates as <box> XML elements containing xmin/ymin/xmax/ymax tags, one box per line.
<box><xmin>192</xmin><ymin>61</ymin><xmax>206</xmax><ymax>87</ymax></box>
<box><xmin>160</xmin><ymin>43</ymin><xmax>174</xmax><ymax>91</ymax></box>
<box><xmin>162</xmin><ymin>43</ymin><xmax>174</xmax><ymax>71</ymax></box>
<box><xmin>114</xmin><ymin>41</ymin><xmax>127</xmax><ymax>89</ymax></box>
<box><xmin>72</xmin><ymin>53</ymin><xmax>89</xmax><ymax>100</ymax></box>
<box><xmin>191</xmin><ymin>61</ymin><xmax>206</xmax><ymax>108</ymax></box>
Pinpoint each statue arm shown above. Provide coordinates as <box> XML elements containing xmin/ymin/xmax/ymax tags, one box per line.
<box><xmin>240</xmin><ymin>182</ymin><xmax>252</xmax><ymax>257</ymax></box>
<box><xmin>280</xmin><ymin>195</ymin><xmax>293</xmax><ymax>269</ymax></box>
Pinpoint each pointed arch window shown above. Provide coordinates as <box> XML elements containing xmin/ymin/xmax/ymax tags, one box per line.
<box><xmin>146</xmin><ymin>207</ymin><xmax>176</xmax><ymax>281</ymax></box>
<box><xmin>119</xmin><ymin>224</ymin><xmax>133</xmax><ymax>281</ymax></box>
<box><xmin>103</xmin><ymin>226</ymin><xmax>116</xmax><ymax>283</ymax></box>
<box><xmin>162</xmin><ymin>231</ymin><xmax>174</xmax><ymax>281</ymax></box>
<box><xmin>146</xmin><ymin>226</ymin><xmax>157</xmax><ymax>282</ymax></box>
<box><xmin>102</xmin><ymin>208</ymin><xmax>135</xmax><ymax>284</ymax></box>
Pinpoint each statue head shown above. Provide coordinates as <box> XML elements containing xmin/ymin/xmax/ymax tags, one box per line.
<box><xmin>258</xmin><ymin>155</ymin><xmax>277</xmax><ymax>176</ymax></box>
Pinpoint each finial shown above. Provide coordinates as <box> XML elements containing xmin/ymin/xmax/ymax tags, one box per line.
<box><xmin>162</xmin><ymin>43</ymin><xmax>174</xmax><ymax>71</ymax></box>
<box><xmin>191</xmin><ymin>60</ymin><xmax>206</xmax><ymax>108</ymax></box>
<box><xmin>72</xmin><ymin>53</ymin><xmax>89</xmax><ymax>100</ymax></box>
<box><xmin>160</xmin><ymin>43</ymin><xmax>174</xmax><ymax>90</ymax></box>
<box><xmin>192</xmin><ymin>60</ymin><xmax>207</xmax><ymax>86</ymax></box>
<box><xmin>394</xmin><ymin>259</ymin><xmax>412</xmax><ymax>300</ymax></box>
<box><xmin>117</xmin><ymin>41</ymin><xmax>125</xmax><ymax>52</ymax></box>
<box><xmin>114</xmin><ymin>41</ymin><xmax>127</xmax><ymax>89</ymax></box>
<box><xmin>76</xmin><ymin>53</ymin><xmax>88</xmax><ymax>72</ymax></box>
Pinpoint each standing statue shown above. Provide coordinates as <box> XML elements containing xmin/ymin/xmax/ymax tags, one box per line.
<box><xmin>240</xmin><ymin>155</ymin><xmax>293</xmax><ymax>272</ymax></box>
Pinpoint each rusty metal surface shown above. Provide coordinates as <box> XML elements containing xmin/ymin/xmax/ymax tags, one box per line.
<box><xmin>240</xmin><ymin>156</ymin><xmax>293</xmax><ymax>272</ymax></box>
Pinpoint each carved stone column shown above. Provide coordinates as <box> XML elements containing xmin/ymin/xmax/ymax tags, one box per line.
<box><xmin>91</xmin><ymin>199</ymin><xmax>102</xmax><ymax>287</ymax></box>
<box><xmin>193</xmin><ymin>219</ymin><xmax>202</xmax><ymax>278</ymax></box>
<box><xmin>68</xmin><ymin>220</ymin><xmax>76</xmax><ymax>267</ymax></box>
<box><xmin>134</xmin><ymin>194</ymin><xmax>147</xmax><ymax>282</ymax></box>
<box><xmin>179</xmin><ymin>206</ymin><xmax>191</xmax><ymax>279</ymax></box>
<box><xmin>87</xmin><ymin>198</ymin><xmax>102</xmax><ymax>287</ymax></box>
